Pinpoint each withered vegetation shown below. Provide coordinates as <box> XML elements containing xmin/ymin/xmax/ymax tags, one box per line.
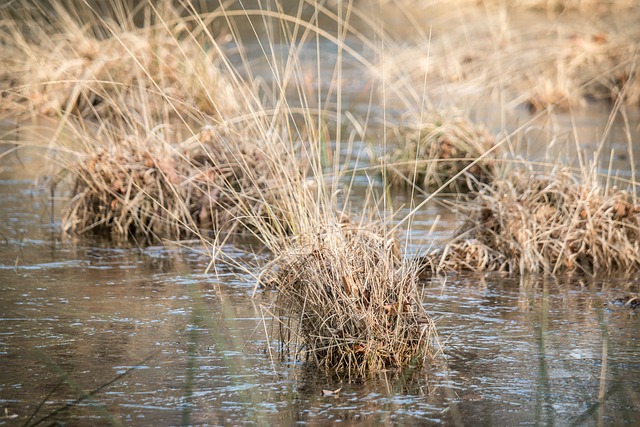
<box><xmin>263</xmin><ymin>221</ymin><xmax>437</xmax><ymax>375</ymax></box>
<box><xmin>0</xmin><ymin>1</ymin><xmax>242</xmax><ymax>122</ymax></box>
<box><xmin>60</xmin><ymin>122</ymin><xmax>296</xmax><ymax>241</ymax></box>
<box><xmin>420</xmin><ymin>169</ymin><xmax>640</xmax><ymax>276</ymax></box>
<box><xmin>379</xmin><ymin>0</ymin><xmax>640</xmax><ymax>112</ymax></box>
<box><xmin>384</xmin><ymin>112</ymin><xmax>497</xmax><ymax>191</ymax></box>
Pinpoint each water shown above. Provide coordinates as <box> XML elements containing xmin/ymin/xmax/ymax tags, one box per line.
<box><xmin>2</xmin><ymin>139</ymin><xmax>640</xmax><ymax>426</ymax></box>
<box><xmin>2</xmin><ymin>2</ymin><xmax>640</xmax><ymax>426</ymax></box>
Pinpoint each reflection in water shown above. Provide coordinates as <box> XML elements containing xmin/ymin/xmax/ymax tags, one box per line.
<box><xmin>2</xmin><ymin>127</ymin><xmax>640</xmax><ymax>425</ymax></box>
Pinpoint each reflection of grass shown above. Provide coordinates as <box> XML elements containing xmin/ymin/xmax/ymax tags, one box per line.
<box><xmin>533</xmin><ymin>281</ymin><xmax>553</xmax><ymax>427</ymax></box>
<box><xmin>182</xmin><ymin>305</ymin><xmax>198</xmax><ymax>426</ymax></box>
<box><xmin>571</xmin><ymin>300</ymin><xmax>640</xmax><ymax>426</ymax></box>
<box><xmin>185</xmin><ymin>282</ymin><xmax>269</xmax><ymax>425</ymax></box>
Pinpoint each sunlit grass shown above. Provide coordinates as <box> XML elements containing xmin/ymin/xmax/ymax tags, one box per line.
<box><xmin>376</xmin><ymin>0</ymin><xmax>640</xmax><ymax>113</ymax></box>
<box><xmin>1</xmin><ymin>0</ymin><xmax>639</xmax><ymax>382</ymax></box>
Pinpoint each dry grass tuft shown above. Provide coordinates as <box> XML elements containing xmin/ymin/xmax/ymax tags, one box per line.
<box><xmin>60</xmin><ymin>122</ymin><xmax>295</xmax><ymax>241</ymax></box>
<box><xmin>420</xmin><ymin>168</ymin><xmax>640</xmax><ymax>276</ymax></box>
<box><xmin>384</xmin><ymin>112</ymin><xmax>497</xmax><ymax>191</ymax></box>
<box><xmin>0</xmin><ymin>1</ymin><xmax>242</xmax><ymax>122</ymax></box>
<box><xmin>264</xmin><ymin>222</ymin><xmax>436</xmax><ymax>375</ymax></box>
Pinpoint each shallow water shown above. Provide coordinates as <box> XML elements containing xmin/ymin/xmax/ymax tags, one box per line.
<box><xmin>3</xmin><ymin>2</ymin><xmax>640</xmax><ymax>426</ymax></box>
<box><xmin>2</xmin><ymin>135</ymin><xmax>640</xmax><ymax>426</ymax></box>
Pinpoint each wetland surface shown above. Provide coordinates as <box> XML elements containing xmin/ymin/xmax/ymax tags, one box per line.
<box><xmin>2</xmin><ymin>1</ymin><xmax>640</xmax><ymax>425</ymax></box>
<box><xmin>1</xmin><ymin>128</ymin><xmax>640</xmax><ymax>426</ymax></box>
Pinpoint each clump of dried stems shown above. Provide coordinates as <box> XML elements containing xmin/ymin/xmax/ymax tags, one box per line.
<box><xmin>60</xmin><ymin>121</ymin><xmax>295</xmax><ymax>241</ymax></box>
<box><xmin>421</xmin><ymin>168</ymin><xmax>640</xmax><ymax>276</ymax></box>
<box><xmin>384</xmin><ymin>112</ymin><xmax>497</xmax><ymax>191</ymax></box>
<box><xmin>0</xmin><ymin>1</ymin><xmax>241</xmax><ymax>122</ymax></box>
<box><xmin>379</xmin><ymin>0</ymin><xmax>640</xmax><ymax>112</ymax></box>
<box><xmin>261</xmin><ymin>216</ymin><xmax>437</xmax><ymax>375</ymax></box>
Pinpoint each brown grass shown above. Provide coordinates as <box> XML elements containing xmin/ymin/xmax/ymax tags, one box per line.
<box><xmin>262</xmin><ymin>220</ymin><xmax>437</xmax><ymax>375</ymax></box>
<box><xmin>378</xmin><ymin>1</ymin><xmax>640</xmax><ymax>112</ymax></box>
<box><xmin>59</xmin><ymin>121</ymin><xmax>297</xmax><ymax>242</ymax></box>
<box><xmin>384</xmin><ymin>111</ymin><xmax>497</xmax><ymax>191</ymax></box>
<box><xmin>476</xmin><ymin>0</ymin><xmax>635</xmax><ymax>13</ymax></box>
<box><xmin>420</xmin><ymin>168</ymin><xmax>640</xmax><ymax>276</ymax></box>
<box><xmin>0</xmin><ymin>1</ymin><xmax>243</xmax><ymax>122</ymax></box>
<box><xmin>1</xmin><ymin>0</ymin><xmax>298</xmax><ymax>242</ymax></box>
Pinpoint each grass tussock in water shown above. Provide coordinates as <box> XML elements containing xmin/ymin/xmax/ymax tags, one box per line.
<box><xmin>0</xmin><ymin>1</ymin><xmax>242</xmax><ymax>122</ymax></box>
<box><xmin>420</xmin><ymin>168</ymin><xmax>640</xmax><ymax>276</ymax></box>
<box><xmin>384</xmin><ymin>111</ymin><xmax>497</xmax><ymax>191</ymax></box>
<box><xmin>380</xmin><ymin>1</ymin><xmax>640</xmax><ymax>112</ymax></box>
<box><xmin>60</xmin><ymin>121</ymin><xmax>296</xmax><ymax>241</ymax></box>
<box><xmin>263</xmin><ymin>219</ymin><xmax>437</xmax><ymax>375</ymax></box>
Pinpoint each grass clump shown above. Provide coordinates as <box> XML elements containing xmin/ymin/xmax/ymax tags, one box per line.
<box><xmin>60</xmin><ymin>122</ymin><xmax>295</xmax><ymax>242</ymax></box>
<box><xmin>0</xmin><ymin>1</ymin><xmax>241</xmax><ymax>122</ymax></box>
<box><xmin>420</xmin><ymin>168</ymin><xmax>640</xmax><ymax>276</ymax></box>
<box><xmin>264</xmin><ymin>221</ymin><xmax>436</xmax><ymax>375</ymax></box>
<box><xmin>384</xmin><ymin>112</ymin><xmax>497</xmax><ymax>191</ymax></box>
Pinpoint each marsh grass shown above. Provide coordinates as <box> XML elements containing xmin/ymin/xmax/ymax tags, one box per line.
<box><xmin>0</xmin><ymin>0</ymin><xmax>308</xmax><ymax>242</ymax></box>
<box><xmin>420</xmin><ymin>168</ymin><xmax>640</xmax><ymax>276</ymax></box>
<box><xmin>476</xmin><ymin>0</ymin><xmax>635</xmax><ymax>12</ymax></box>
<box><xmin>2</xmin><ymin>0</ymin><xmax>441</xmax><ymax>375</ymax></box>
<box><xmin>0</xmin><ymin>1</ymin><xmax>243</xmax><ymax>122</ymax></box>
<box><xmin>16</xmin><ymin>0</ymin><xmax>640</xmax><ymax>380</ymax></box>
<box><xmin>58</xmin><ymin>119</ymin><xmax>298</xmax><ymax>242</ymax></box>
<box><xmin>379</xmin><ymin>1</ymin><xmax>640</xmax><ymax>112</ymax></box>
<box><xmin>383</xmin><ymin>111</ymin><xmax>497</xmax><ymax>191</ymax></box>
<box><xmin>259</xmin><ymin>219</ymin><xmax>437</xmax><ymax>375</ymax></box>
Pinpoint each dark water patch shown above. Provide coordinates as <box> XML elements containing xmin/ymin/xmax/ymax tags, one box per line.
<box><xmin>420</xmin><ymin>274</ymin><xmax>640</xmax><ymax>425</ymax></box>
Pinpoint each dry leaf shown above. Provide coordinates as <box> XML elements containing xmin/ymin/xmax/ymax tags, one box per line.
<box><xmin>322</xmin><ymin>387</ymin><xmax>342</xmax><ymax>396</ymax></box>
